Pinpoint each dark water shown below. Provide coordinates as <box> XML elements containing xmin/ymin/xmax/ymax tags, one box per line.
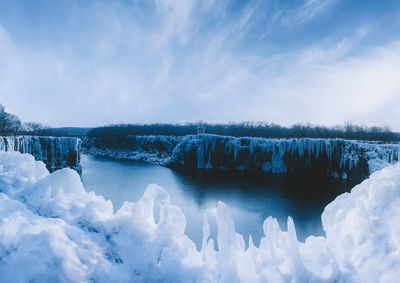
<box><xmin>80</xmin><ymin>154</ymin><xmax>360</xmax><ymax>249</ymax></box>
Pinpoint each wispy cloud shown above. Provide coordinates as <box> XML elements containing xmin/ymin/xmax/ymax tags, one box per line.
<box><xmin>292</xmin><ymin>0</ymin><xmax>334</xmax><ymax>24</ymax></box>
<box><xmin>0</xmin><ymin>0</ymin><xmax>399</xmax><ymax>129</ymax></box>
<box><xmin>272</xmin><ymin>0</ymin><xmax>335</xmax><ymax>27</ymax></box>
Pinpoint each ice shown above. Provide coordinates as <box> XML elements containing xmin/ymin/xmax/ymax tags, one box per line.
<box><xmin>170</xmin><ymin>134</ymin><xmax>400</xmax><ymax>179</ymax></box>
<box><xmin>0</xmin><ymin>136</ymin><xmax>81</xmax><ymax>173</ymax></box>
<box><xmin>0</xmin><ymin>151</ymin><xmax>399</xmax><ymax>282</ymax></box>
<box><xmin>84</xmin><ymin>135</ymin><xmax>182</xmax><ymax>165</ymax></box>
<box><xmin>84</xmin><ymin>135</ymin><xmax>400</xmax><ymax>179</ymax></box>
<box><xmin>322</xmin><ymin>165</ymin><xmax>400</xmax><ymax>282</ymax></box>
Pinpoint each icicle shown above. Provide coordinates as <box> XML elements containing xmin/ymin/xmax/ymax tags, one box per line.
<box><xmin>202</xmin><ymin>214</ymin><xmax>210</xmax><ymax>252</ymax></box>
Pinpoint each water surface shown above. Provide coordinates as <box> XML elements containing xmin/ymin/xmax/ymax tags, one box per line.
<box><xmin>81</xmin><ymin>154</ymin><xmax>360</xmax><ymax>248</ymax></box>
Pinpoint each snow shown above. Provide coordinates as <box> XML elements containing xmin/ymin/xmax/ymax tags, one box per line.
<box><xmin>1</xmin><ymin>151</ymin><xmax>400</xmax><ymax>282</ymax></box>
<box><xmin>84</xmin><ymin>135</ymin><xmax>182</xmax><ymax>165</ymax></box>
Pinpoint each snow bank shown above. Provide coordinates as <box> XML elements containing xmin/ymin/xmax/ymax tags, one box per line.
<box><xmin>0</xmin><ymin>151</ymin><xmax>399</xmax><ymax>282</ymax></box>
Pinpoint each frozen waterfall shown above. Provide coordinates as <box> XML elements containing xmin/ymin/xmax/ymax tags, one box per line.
<box><xmin>0</xmin><ymin>136</ymin><xmax>81</xmax><ymax>173</ymax></box>
<box><xmin>169</xmin><ymin>134</ymin><xmax>400</xmax><ymax>179</ymax></box>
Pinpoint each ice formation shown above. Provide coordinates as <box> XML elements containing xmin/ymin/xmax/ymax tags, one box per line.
<box><xmin>85</xmin><ymin>134</ymin><xmax>400</xmax><ymax>179</ymax></box>
<box><xmin>169</xmin><ymin>135</ymin><xmax>400</xmax><ymax>179</ymax></box>
<box><xmin>0</xmin><ymin>136</ymin><xmax>81</xmax><ymax>173</ymax></box>
<box><xmin>0</xmin><ymin>151</ymin><xmax>399</xmax><ymax>282</ymax></box>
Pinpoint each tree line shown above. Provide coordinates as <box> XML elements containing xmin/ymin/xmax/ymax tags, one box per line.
<box><xmin>0</xmin><ymin>104</ymin><xmax>48</xmax><ymax>135</ymax></box>
<box><xmin>88</xmin><ymin>122</ymin><xmax>400</xmax><ymax>142</ymax></box>
<box><xmin>1</xmin><ymin>102</ymin><xmax>398</xmax><ymax>142</ymax></box>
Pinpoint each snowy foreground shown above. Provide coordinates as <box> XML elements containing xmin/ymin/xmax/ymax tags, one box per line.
<box><xmin>0</xmin><ymin>152</ymin><xmax>399</xmax><ymax>282</ymax></box>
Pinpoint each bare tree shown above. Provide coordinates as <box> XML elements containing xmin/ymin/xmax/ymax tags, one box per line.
<box><xmin>23</xmin><ymin>122</ymin><xmax>47</xmax><ymax>135</ymax></box>
<box><xmin>0</xmin><ymin>104</ymin><xmax>22</xmax><ymax>135</ymax></box>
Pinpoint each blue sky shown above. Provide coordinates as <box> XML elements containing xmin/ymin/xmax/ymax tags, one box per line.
<box><xmin>0</xmin><ymin>0</ymin><xmax>400</xmax><ymax>129</ymax></box>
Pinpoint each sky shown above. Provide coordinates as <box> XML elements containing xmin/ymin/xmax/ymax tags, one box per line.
<box><xmin>0</xmin><ymin>0</ymin><xmax>400</xmax><ymax>130</ymax></box>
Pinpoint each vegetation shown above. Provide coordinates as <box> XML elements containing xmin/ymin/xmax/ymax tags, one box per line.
<box><xmin>1</xmin><ymin>102</ymin><xmax>398</xmax><ymax>142</ymax></box>
<box><xmin>0</xmin><ymin>104</ymin><xmax>22</xmax><ymax>135</ymax></box>
<box><xmin>88</xmin><ymin>122</ymin><xmax>400</xmax><ymax>142</ymax></box>
<box><xmin>39</xmin><ymin>127</ymin><xmax>91</xmax><ymax>137</ymax></box>
<box><xmin>0</xmin><ymin>103</ymin><xmax>89</xmax><ymax>137</ymax></box>
<box><xmin>0</xmin><ymin>104</ymin><xmax>48</xmax><ymax>135</ymax></box>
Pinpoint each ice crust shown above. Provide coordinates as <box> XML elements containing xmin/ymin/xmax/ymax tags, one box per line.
<box><xmin>0</xmin><ymin>151</ymin><xmax>399</xmax><ymax>282</ymax></box>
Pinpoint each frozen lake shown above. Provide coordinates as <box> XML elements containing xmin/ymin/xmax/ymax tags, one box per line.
<box><xmin>81</xmin><ymin>154</ymin><xmax>359</xmax><ymax>248</ymax></box>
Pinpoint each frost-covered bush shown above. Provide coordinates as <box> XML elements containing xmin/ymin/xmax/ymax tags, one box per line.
<box><xmin>0</xmin><ymin>151</ymin><xmax>399</xmax><ymax>282</ymax></box>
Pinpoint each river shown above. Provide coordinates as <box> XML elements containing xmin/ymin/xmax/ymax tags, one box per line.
<box><xmin>80</xmin><ymin>154</ymin><xmax>359</xmax><ymax>249</ymax></box>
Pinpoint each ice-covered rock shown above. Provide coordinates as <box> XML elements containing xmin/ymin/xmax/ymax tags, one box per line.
<box><xmin>0</xmin><ymin>136</ymin><xmax>81</xmax><ymax>173</ymax></box>
<box><xmin>0</xmin><ymin>151</ymin><xmax>399</xmax><ymax>282</ymax></box>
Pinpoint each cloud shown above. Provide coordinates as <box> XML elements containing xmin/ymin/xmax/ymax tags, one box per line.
<box><xmin>275</xmin><ymin>0</ymin><xmax>335</xmax><ymax>27</ymax></box>
<box><xmin>267</xmin><ymin>40</ymin><xmax>400</xmax><ymax>128</ymax></box>
<box><xmin>0</xmin><ymin>0</ymin><xmax>399</xmax><ymax>130</ymax></box>
<box><xmin>292</xmin><ymin>0</ymin><xmax>334</xmax><ymax>24</ymax></box>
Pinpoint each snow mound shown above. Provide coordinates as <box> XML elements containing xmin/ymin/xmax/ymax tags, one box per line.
<box><xmin>0</xmin><ymin>151</ymin><xmax>399</xmax><ymax>282</ymax></box>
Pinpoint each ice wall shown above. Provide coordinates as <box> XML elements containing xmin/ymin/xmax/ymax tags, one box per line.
<box><xmin>169</xmin><ymin>134</ymin><xmax>400</xmax><ymax>179</ymax></box>
<box><xmin>0</xmin><ymin>151</ymin><xmax>399</xmax><ymax>282</ymax></box>
<box><xmin>0</xmin><ymin>136</ymin><xmax>81</xmax><ymax>173</ymax></box>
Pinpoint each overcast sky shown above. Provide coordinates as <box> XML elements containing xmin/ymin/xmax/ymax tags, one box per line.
<box><xmin>0</xmin><ymin>0</ymin><xmax>399</xmax><ymax>130</ymax></box>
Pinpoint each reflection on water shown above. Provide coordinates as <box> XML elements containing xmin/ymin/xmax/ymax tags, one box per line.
<box><xmin>80</xmin><ymin>154</ymin><xmax>360</xmax><ymax>248</ymax></box>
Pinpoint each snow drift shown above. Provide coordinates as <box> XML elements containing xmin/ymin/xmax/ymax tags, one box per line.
<box><xmin>0</xmin><ymin>151</ymin><xmax>399</xmax><ymax>282</ymax></box>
